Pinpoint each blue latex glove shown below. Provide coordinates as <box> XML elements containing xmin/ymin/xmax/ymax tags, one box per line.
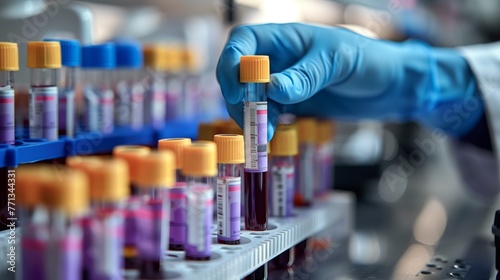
<box><xmin>216</xmin><ymin>23</ymin><xmax>482</xmax><ymax>140</ymax></box>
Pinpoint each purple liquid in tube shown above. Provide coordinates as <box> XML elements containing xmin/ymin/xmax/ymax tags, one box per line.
<box><xmin>21</xmin><ymin>227</ymin><xmax>48</xmax><ymax>280</ymax></box>
<box><xmin>169</xmin><ymin>183</ymin><xmax>186</xmax><ymax>250</ymax></box>
<box><xmin>123</xmin><ymin>196</ymin><xmax>140</xmax><ymax>269</ymax></box>
<box><xmin>185</xmin><ymin>184</ymin><xmax>213</xmax><ymax>260</ymax></box>
<box><xmin>0</xmin><ymin>89</ymin><xmax>14</xmax><ymax>144</ymax></box>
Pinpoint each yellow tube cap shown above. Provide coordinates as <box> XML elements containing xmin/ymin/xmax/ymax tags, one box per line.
<box><xmin>166</xmin><ymin>47</ymin><xmax>183</xmax><ymax>72</ymax></box>
<box><xmin>16</xmin><ymin>165</ymin><xmax>52</xmax><ymax>208</ymax></box>
<box><xmin>197</xmin><ymin>122</ymin><xmax>218</xmax><ymax>141</ymax></box>
<box><xmin>214</xmin><ymin>134</ymin><xmax>244</xmax><ymax>164</ymax></box>
<box><xmin>271</xmin><ymin>124</ymin><xmax>298</xmax><ymax>156</ymax></box>
<box><xmin>41</xmin><ymin>167</ymin><xmax>88</xmax><ymax>217</ymax></box>
<box><xmin>296</xmin><ymin>118</ymin><xmax>318</xmax><ymax>144</ymax></box>
<box><xmin>240</xmin><ymin>55</ymin><xmax>270</xmax><ymax>83</ymax></box>
<box><xmin>317</xmin><ymin>120</ymin><xmax>335</xmax><ymax>144</ymax></box>
<box><xmin>113</xmin><ymin>145</ymin><xmax>150</xmax><ymax>183</ymax></box>
<box><xmin>66</xmin><ymin>156</ymin><xmax>102</xmax><ymax>169</ymax></box>
<box><xmin>183</xmin><ymin>48</ymin><xmax>200</xmax><ymax>73</ymax></box>
<box><xmin>84</xmin><ymin>158</ymin><xmax>130</xmax><ymax>202</ymax></box>
<box><xmin>136</xmin><ymin>151</ymin><xmax>176</xmax><ymax>188</ymax></box>
<box><xmin>158</xmin><ymin>138</ymin><xmax>191</xmax><ymax>169</ymax></box>
<box><xmin>0</xmin><ymin>43</ymin><xmax>18</xmax><ymax>71</ymax></box>
<box><xmin>27</xmin><ymin>41</ymin><xmax>61</xmax><ymax>68</ymax></box>
<box><xmin>143</xmin><ymin>45</ymin><xmax>168</xmax><ymax>71</ymax></box>
<box><xmin>183</xmin><ymin>141</ymin><xmax>217</xmax><ymax>177</ymax></box>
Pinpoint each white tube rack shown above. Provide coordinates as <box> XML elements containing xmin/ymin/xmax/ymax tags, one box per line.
<box><xmin>156</xmin><ymin>191</ymin><xmax>354</xmax><ymax>280</ymax></box>
<box><xmin>0</xmin><ymin>191</ymin><xmax>354</xmax><ymax>280</ymax></box>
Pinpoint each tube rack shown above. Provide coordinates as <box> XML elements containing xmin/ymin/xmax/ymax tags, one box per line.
<box><xmin>0</xmin><ymin>120</ymin><xmax>198</xmax><ymax>167</ymax></box>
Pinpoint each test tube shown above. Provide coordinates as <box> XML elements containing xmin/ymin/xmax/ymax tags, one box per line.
<box><xmin>158</xmin><ymin>138</ymin><xmax>191</xmax><ymax>251</ymax></box>
<box><xmin>241</xmin><ymin>55</ymin><xmax>270</xmax><ymax>231</ymax></box>
<box><xmin>17</xmin><ymin>166</ymin><xmax>51</xmax><ymax>280</ymax></box>
<box><xmin>0</xmin><ymin>43</ymin><xmax>18</xmax><ymax>144</ymax></box>
<box><xmin>143</xmin><ymin>45</ymin><xmax>168</xmax><ymax>129</ymax></box>
<box><xmin>165</xmin><ymin>47</ymin><xmax>183</xmax><ymax>121</ymax></box>
<box><xmin>181</xmin><ymin>48</ymin><xmax>201</xmax><ymax>120</ymax></box>
<box><xmin>315</xmin><ymin>120</ymin><xmax>335</xmax><ymax>196</ymax></box>
<box><xmin>69</xmin><ymin>157</ymin><xmax>129</xmax><ymax>280</ymax></box>
<box><xmin>114</xmin><ymin>41</ymin><xmax>144</xmax><ymax>129</ymax></box>
<box><xmin>269</xmin><ymin>124</ymin><xmax>298</xmax><ymax>217</ymax></box>
<box><xmin>44</xmin><ymin>39</ymin><xmax>80</xmax><ymax>138</ymax></box>
<box><xmin>295</xmin><ymin>118</ymin><xmax>318</xmax><ymax>207</ymax></box>
<box><xmin>112</xmin><ymin>145</ymin><xmax>150</xmax><ymax>270</ymax></box>
<box><xmin>81</xmin><ymin>44</ymin><xmax>115</xmax><ymax>134</ymax></box>
<box><xmin>42</xmin><ymin>167</ymin><xmax>88</xmax><ymax>280</ymax></box>
<box><xmin>135</xmin><ymin>151</ymin><xmax>175</xmax><ymax>278</ymax></box>
<box><xmin>214</xmin><ymin>134</ymin><xmax>244</xmax><ymax>244</ymax></box>
<box><xmin>183</xmin><ymin>142</ymin><xmax>217</xmax><ymax>260</ymax></box>
<box><xmin>27</xmin><ymin>41</ymin><xmax>61</xmax><ymax>140</ymax></box>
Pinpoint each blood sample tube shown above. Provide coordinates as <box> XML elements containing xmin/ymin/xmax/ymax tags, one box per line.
<box><xmin>17</xmin><ymin>166</ymin><xmax>51</xmax><ymax>280</ymax></box>
<box><xmin>135</xmin><ymin>151</ymin><xmax>175</xmax><ymax>279</ymax></box>
<box><xmin>112</xmin><ymin>145</ymin><xmax>150</xmax><ymax>269</ymax></box>
<box><xmin>183</xmin><ymin>142</ymin><xmax>217</xmax><ymax>260</ymax></box>
<box><xmin>81</xmin><ymin>43</ymin><xmax>115</xmax><ymax>134</ymax></box>
<box><xmin>114</xmin><ymin>41</ymin><xmax>143</xmax><ymax>129</ymax></box>
<box><xmin>143</xmin><ymin>45</ymin><xmax>168</xmax><ymax>129</ymax></box>
<box><xmin>164</xmin><ymin>47</ymin><xmax>183</xmax><ymax>121</ymax></box>
<box><xmin>181</xmin><ymin>48</ymin><xmax>201</xmax><ymax>121</ymax></box>
<box><xmin>27</xmin><ymin>41</ymin><xmax>61</xmax><ymax>140</ymax></box>
<box><xmin>241</xmin><ymin>55</ymin><xmax>270</xmax><ymax>231</ymax></box>
<box><xmin>44</xmin><ymin>39</ymin><xmax>80</xmax><ymax>138</ymax></box>
<box><xmin>70</xmin><ymin>157</ymin><xmax>129</xmax><ymax>280</ymax></box>
<box><xmin>315</xmin><ymin>120</ymin><xmax>335</xmax><ymax>196</ymax></box>
<box><xmin>214</xmin><ymin>134</ymin><xmax>244</xmax><ymax>244</ymax></box>
<box><xmin>294</xmin><ymin>118</ymin><xmax>318</xmax><ymax>207</ymax></box>
<box><xmin>269</xmin><ymin>124</ymin><xmax>297</xmax><ymax>217</ymax></box>
<box><xmin>0</xmin><ymin>43</ymin><xmax>18</xmax><ymax>145</ymax></box>
<box><xmin>158</xmin><ymin>138</ymin><xmax>191</xmax><ymax>251</ymax></box>
<box><xmin>41</xmin><ymin>167</ymin><xmax>88</xmax><ymax>280</ymax></box>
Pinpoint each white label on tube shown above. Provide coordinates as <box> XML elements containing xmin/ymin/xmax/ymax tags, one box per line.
<box><xmin>244</xmin><ymin>101</ymin><xmax>267</xmax><ymax>171</ymax></box>
<box><xmin>272</xmin><ymin>165</ymin><xmax>294</xmax><ymax>217</ymax></box>
<box><xmin>99</xmin><ymin>89</ymin><xmax>114</xmax><ymax>134</ymax></box>
<box><xmin>29</xmin><ymin>86</ymin><xmax>58</xmax><ymax>140</ymax></box>
<box><xmin>0</xmin><ymin>89</ymin><xmax>14</xmax><ymax>144</ymax></box>
<box><xmin>217</xmin><ymin>177</ymin><xmax>240</xmax><ymax>238</ymax></box>
<box><xmin>84</xmin><ymin>86</ymin><xmax>99</xmax><ymax>131</ymax></box>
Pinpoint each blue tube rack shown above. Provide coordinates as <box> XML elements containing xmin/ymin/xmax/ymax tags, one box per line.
<box><xmin>0</xmin><ymin>120</ymin><xmax>198</xmax><ymax>168</ymax></box>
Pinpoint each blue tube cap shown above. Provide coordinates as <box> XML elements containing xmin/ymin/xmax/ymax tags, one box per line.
<box><xmin>43</xmin><ymin>38</ymin><xmax>81</xmax><ymax>67</ymax></box>
<box><xmin>81</xmin><ymin>43</ymin><xmax>116</xmax><ymax>69</ymax></box>
<box><xmin>115</xmin><ymin>41</ymin><xmax>142</xmax><ymax>69</ymax></box>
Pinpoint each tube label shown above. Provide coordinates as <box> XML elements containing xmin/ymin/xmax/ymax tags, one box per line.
<box><xmin>299</xmin><ymin>146</ymin><xmax>314</xmax><ymax>202</ymax></box>
<box><xmin>130</xmin><ymin>83</ymin><xmax>144</xmax><ymax>129</ymax></box>
<box><xmin>166</xmin><ymin>79</ymin><xmax>182</xmax><ymax>120</ymax></box>
<box><xmin>186</xmin><ymin>184</ymin><xmax>213</xmax><ymax>258</ymax></box>
<box><xmin>271</xmin><ymin>165</ymin><xmax>294</xmax><ymax>217</ymax></box>
<box><xmin>99</xmin><ymin>89</ymin><xmax>114</xmax><ymax>134</ymax></box>
<box><xmin>29</xmin><ymin>86</ymin><xmax>58</xmax><ymax>140</ymax></box>
<box><xmin>244</xmin><ymin>101</ymin><xmax>267</xmax><ymax>171</ymax></box>
<box><xmin>217</xmin><ymin>177</ymin><xmax>241</xmax><ymax>241</ymax></box>
<box><xmin>114</xmin><ymin>80</ymin><xmax>130</xmax><ymax>126</ymax></box>
<box><xmin>0</xmin><ymin>89</ymin><xmax>14</xmax><ymax>144</ymax></box>
<box><xmin>58</xmin><ymin>89</ymin><xmax>75</xmax><ymax>137</ymax></box>
<box><xmin>137</xmin><ymin>198</ymin><xmax>169</xmax><ymax>260</ymax></box>
<box><xmin>169</xmin><ymin>184</ymin><xmax>187</xmax><ymax>247</ymax></box>
<box><xmin>145</xmin><ymin>83</ymin><xmax>167</xmax><ymax>128</ymax></box>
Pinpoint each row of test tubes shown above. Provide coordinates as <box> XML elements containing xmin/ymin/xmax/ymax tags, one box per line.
<box><xmin>0</xmin><ymin>39</ymin><xmax>222</xmax><ymax>145</ymax></box>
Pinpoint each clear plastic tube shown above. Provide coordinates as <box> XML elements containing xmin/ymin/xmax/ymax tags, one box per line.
<box><xmin>165</xmin><ymin>71</ymin><xmax>183</xmax><ymax>121</ymax></box>
<box><xmin>169</xmin><ymin>169</ymin><xmax>187</xmax><ymax>251</ymax></box>
<box><xmin>30</xmin><ymin>68</ymin><xmax>58</xmax><ymax>140</ymax></box>
<box><xmin>185</xmin><ymin>176</ymin><xmax>214</xmax><ymax>260</ymax></box>
<box><xmin>0</xmin><ymin>71</ymin><xmax>14</xmax><ymax>144</ymax></box>
<box><xmin>58</xmin><ymin>66</ymin><xmax>76</xmax><ymax>137</ymax></box>
<box><xmin>296</xmin><ymin>143</ymin><xmax>315</xmax><ymax>206</ymax></box>
<box><xmin>83</xmin><ymin>69</ymin><xmax>114</xmax><ymax>134</ymax></box>
<box><xmin>143</xmin><ymin>68</ymin><xmax>167</xmax><ymax>129</ymax></box>
<box><xmin>314</xmin><ymin>141</ymin><xmax>334</xmax><ymax>196</ymax></box>
<box><xmin>244</xmin><ymin>82</ymin><xmax>268</xmax><ymax>231</ymax></box>
<box><xmin>137</xmin><ymin>187</ymin><xmax>170</xmax><ymax>279</ymax></box>
<box><xmin>217</xmin><ymin>163</ymin><xmax>242</xmax><ymax>244</ymax></box>
<box><xmin>45</xmin><ymin>211</ymin><xmax>83</xmax><ymax>280</ymax></box>
<box><xmin>269</xmin><ymin>156</ymin><xmax>295</xmax><ymax>217</ymax></box>
<box><xmin>114</xmin><ymin>69</ymin><xmax>145</xmax><ymax>129</ymax></box>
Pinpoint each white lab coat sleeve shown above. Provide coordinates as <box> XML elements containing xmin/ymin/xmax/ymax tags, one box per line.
<box><xmin>458</xmin><ymin>42</ymin><xmax>500</xmax><ymax>162</ymax></box>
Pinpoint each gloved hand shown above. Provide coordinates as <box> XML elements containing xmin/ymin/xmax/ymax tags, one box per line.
<box><xmin>216</xmin><ymin>23</ymin><xmax>482</xmax><ymax>140</ymax></box>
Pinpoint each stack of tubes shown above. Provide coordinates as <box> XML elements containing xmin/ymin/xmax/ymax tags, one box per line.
<box><xmin>0</xmin><ymin>39</ymin><xmax>224</xmax><ymax>146</ymax></box>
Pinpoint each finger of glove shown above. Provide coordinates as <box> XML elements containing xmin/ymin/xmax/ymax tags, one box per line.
<box><xmin>217</xmin><ymin>26</ymin><xmax>258</xmax><ymax>105</ymax></box>
<box><xmin>224</xmin><ymin>99</ymin><xmax>282</xmax><ymax>141</ymax></box>
<box><xmin>267</xmin><ymin>47</ymin><xmax>337</xmax><ymax>105</ymax></box>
